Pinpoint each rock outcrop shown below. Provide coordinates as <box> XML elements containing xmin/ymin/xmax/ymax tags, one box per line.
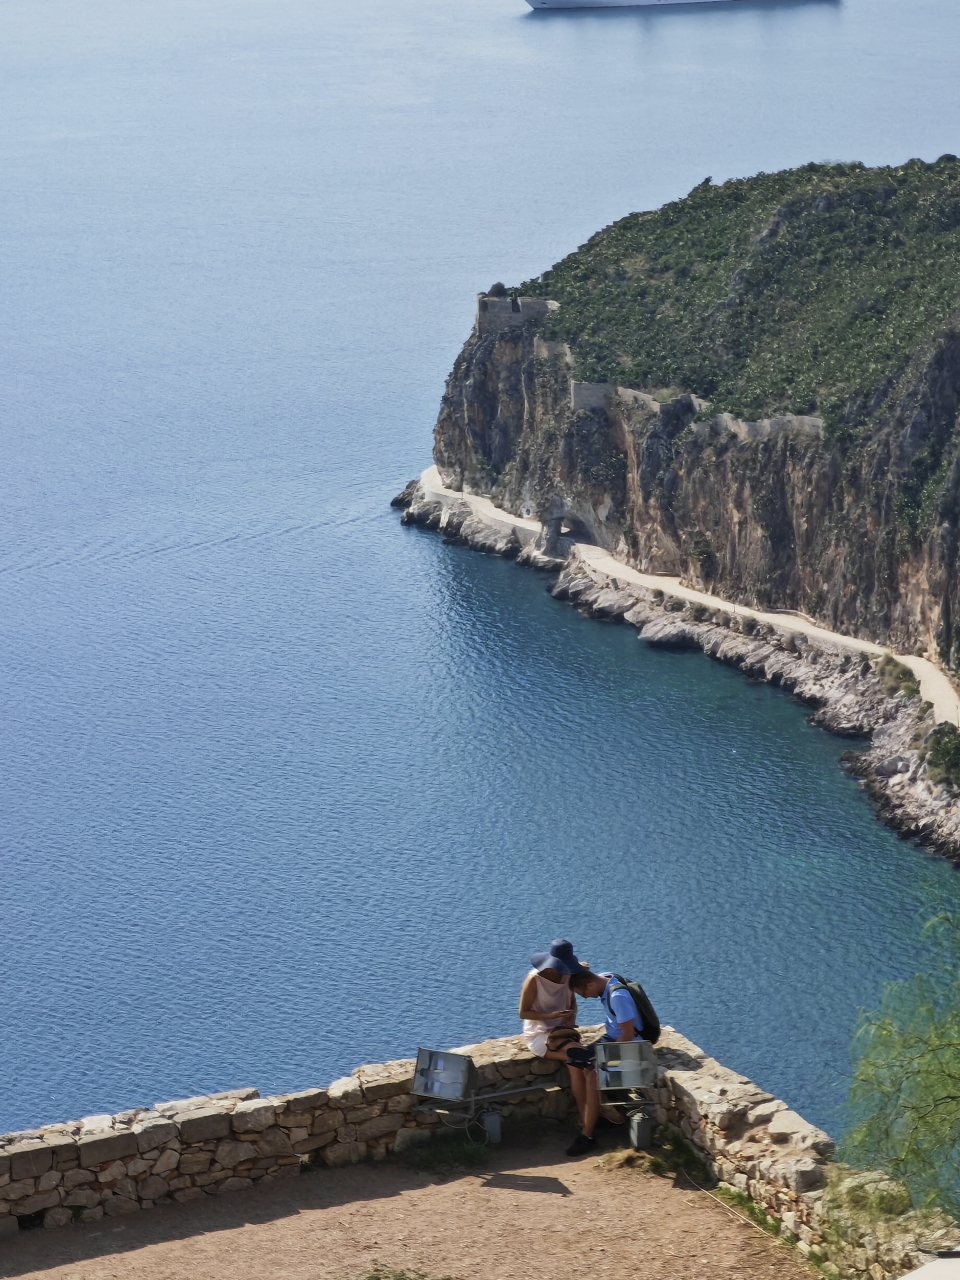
<box><xmin>430</xmin><ymin>305</ymin><xmax>960</xmax><ymax>664</ymax></box>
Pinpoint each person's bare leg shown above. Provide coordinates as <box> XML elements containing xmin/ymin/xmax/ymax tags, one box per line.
<box><xmin>582</xmin><ymin>1070</ymin><xmax>600</xmax><ymax>1138</ymax></box>
<box><xmin>567</xmin><ymin>1065</ymin><xmax>587</xmax><ymax>1125</ymax></box>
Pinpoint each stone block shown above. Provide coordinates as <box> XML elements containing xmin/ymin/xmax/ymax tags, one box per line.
<box><xmin>126</xmin><ymin>1158</ymin><xmax>150</xmax><ymax>1177</ymax></box>
<box><xmin>327</xmin><ymin>1078</ymin><xmax>363</xmax><ymax>1108</ymax></box>
<box><xmin>392</xmin><ymin>1128</ymin><xmax>430</xmax><ymax>1154</ymax></box>
<box><xmin>276</xmin><ymin>1112</ymin><xmax>312</xmax><ymax>1130</ymax></box>
<box><xmin>780</xmin><ymin>1158</ymin><xmax>825</xmax><ymax>1192</ymax></box>
<box><xmin>293</xmin><ymin>1133</ymin><xmax>335</xmax><ymax>1154</ymax></box>
<box><xmin>254</xmin><ymin>1128</ymin><xmax>294</xmax><ymax>1158</ymax></box>
<box><xmin>286</xmin><ymin>1128</ymin><xmax>309</xmax><ymax>1145</ymax></box>
<box><xmin>104</xmin><ymin>1195</ymin><xmax>140</xmax><ymax>1217</ymax></box>
<box><xmin>45</xmin><ymin>1135</ymin><xmax>79</xmax><ymax>1170</ymax></box>
<box><xmin>312</xmin><ymin>1110</ymin><xmax>344</xmax><ymax>1136</ymax></box>
<box><xmin>37</xmin><ymin>1171</ymin><xmax>62</xmax><ymax>1192</ymax></box>
<box><xmin>134</xmin><ymin>1117</ymin><xmax>179</xmax><ymax>1151</ymax></box>
<box><xmin>277</xmin><ymin>1089</ymin><xmax>328</xmax><ymax>1112</ymax></box>
<box><xmin>155</xmin><ymin>1096</ymin><xmax>209</xmax><ymax>1115</ymax></box>
<box><xmin>98</xmin><ymin>1160</ymin><xmax>128</xmax><ymax>1183</ymax></box>
<box><xmin>8</xmin><ymin>1143</ymin><xmax>53</xmax><ymax>1180</ymax></box>
<box><xmin>167</xmin><ymin>1176</ymin><xmax>191</xmax><ymax>1190</ymax></box>
<box><xmin>178</xmin><ymin>1152</ymin><xmax>213</xmax><ymax>1176</ymax></box>
<box><xmin>386</xmin><ymin>1094</ymin><xmax>415</xmax><ymax>1114</ymax></box>
<box><xmin>1</xmin><ymin>1181</ymin><xmax>36</xmax><ymax>1201</ymax></box>
<box><xmin>215</xmin><ymin>1140</ymin><xmax>257</xmax><ymax>1169</ymax></box>
<box><xmin>498</xmin><ymin>1061</ymin><xmax>535</xmax><ymax>1080</ymax></box>
<box><xmin>115</xmin><ymin>1178</ymin><xmax>138</xmax><ymax>1200</ymax></box>
<box><xmin>540</xmin><ymin>1091</ymin><xmax>570</xmax><ymax>1121</ymax></box>
<box><xmin>747</xmin><ymin>1101</ymin><xmax>786</xmax><ymax>1126</ymax></box>
<box><xmin>62</xmin><ymin>1169</ymin><xmax>95</xmax><ymax>1190</ymax></box>
<box><xmin>152</xmin><ymin>1148</ymin><xmax>179</xmax><ymax>1175</ymax></box>
<box><xmin>356</xmin><ymin>1115</ymin><xmax>403</xmax><ymax>1143</ymax></box>
<box><xmin>530</xmin><ymin>1060</ymin><xmax>559</xmax><ymax>1076</ymax></box>
<box><xmin>219</xmin><ymin>1177</ymin><xmax>253</xmax><ymax>1193</ymax></box>
<box><xmin>321</xmin><ymin>1141</ymin><xmax>367</xmax><ymax>1168</ymax></box>
<box><xmin>231</xmin><ymin>1101</ymin><xmax>276</xmax><ymax>1133</ymax></box>
<box><xmin>0</xmin><ymin>1157</ymin><xmax>8</xmax><ymax>1180</ymax></box>
<box><xmin>173</xmin><ymin>1187</ymin><xmax>204</xmax><ymax>1203</ymax></box>
<box><xmin>355</xmin><ymin>1068</ymin><xmax>415</xmax><ymax>1102</ymax></box>
<box><xmin>209</xmin><ymin>1088</ymin><xmax>258</xmax><ymax>1103</ymax></box>
<box><xmin>43</xmin><ymin>1207</ymin><xmax>72</xmax><ymax>1229</ymax></box>
<box><xmin>81</xmin><ymin>1114</ymin><xmax>116</xmax><ymax>1131</ymax></box>
<box><xmin>77</xmin><ymin>1205</ymin><xmax>103</xmax><ymax>1222</ymax></box>
<box><xmin>336</xmin><ymin>1126</ymin><xmax>357</xmax><ymax>1144</ymax></box>
<box><xmin>78</xmin><ymin>1131</ymin><xmax>138</xmax><ymax>1168</ymax></box>
<box><xmin>177</xmin><ymin>1109</ymin><xmax>230</xmax><ymax>1143</ymax></box>
<box><xmin>14</xmin><ymin>1191</ymin><xmax>61</xmax><ymax>1215</ymax></box>
<box><xmin>0</xmin><ymin>1217</ymin><xmax>18</xmax><ymax>1239</ymax></box>
<box><xmin>273</xmin><ymin>1162</ymin><xmax>300</xmax><ymax>1179</ymax></box>
<box><xmin>63</xmin><ymin>1189</ymin><xmax>102</xmax><ymax>1208</ymax></box>
<box><xmin>345</xmin><ymin>1106</ymin><xmax>382</xmax><ymax>1124</ymax></box>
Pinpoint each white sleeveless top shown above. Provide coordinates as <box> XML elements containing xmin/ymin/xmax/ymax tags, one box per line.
<box><xmin>522</xmin><ymin>969</ymin><xmax>574</xmax><ymax>1057</ymax></box>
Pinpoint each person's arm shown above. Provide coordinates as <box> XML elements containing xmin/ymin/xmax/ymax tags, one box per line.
<box><xmin>519</xmin><ymin>973</ymin><xmax>575</xmax><ymax>1021</ymax></box>
<box><xmin>608</xmin><ymin>985</ymin><xmax>640</xmax><ymax>1040</ymax></box>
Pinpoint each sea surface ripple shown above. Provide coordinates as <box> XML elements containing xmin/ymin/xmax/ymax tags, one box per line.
<box><xmin>2</xmin><ymin>0</ymin><xmax>960</xmax><ymax>1136</ymax></box>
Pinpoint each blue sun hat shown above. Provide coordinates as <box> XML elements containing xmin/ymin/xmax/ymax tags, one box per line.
<box><xmin>530</xmin><ymin>938</ymin><xmax>586</xmax><ymax>976</ymax></box>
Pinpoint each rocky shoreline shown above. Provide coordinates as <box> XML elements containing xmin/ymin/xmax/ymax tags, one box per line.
<box><xmin>395</xmin><ymin>476</ymin><xmax>960</xmax><ymax>864</ymax></box>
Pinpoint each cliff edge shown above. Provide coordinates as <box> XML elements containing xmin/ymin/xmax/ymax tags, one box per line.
<box><xmin>434</xmin><ymin>159</ymin><xmax>960</xmax><ymax>664</ymax></box>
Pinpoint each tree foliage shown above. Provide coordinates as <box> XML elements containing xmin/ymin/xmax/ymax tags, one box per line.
<box><xmin>519</xmin><ymin>157</ymin><xmax>960</xmax><ymax>443</ymax></box>
<box><xmin>843</xmin><ymin>913</ymin><xmax>960</xmax><ymax>1216</ymax></box>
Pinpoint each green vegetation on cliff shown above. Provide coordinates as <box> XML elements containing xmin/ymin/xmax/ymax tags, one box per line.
<box><xmin>521</xmin><ymin>158</ymin><xmax>960</xmax><ymax>448</ymax></box>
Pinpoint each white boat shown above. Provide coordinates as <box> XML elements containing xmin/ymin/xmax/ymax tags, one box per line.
<box><xmin>527</xmin><ymin>0</ymin><xmax>740</xmax><ymax>7</ymax></box>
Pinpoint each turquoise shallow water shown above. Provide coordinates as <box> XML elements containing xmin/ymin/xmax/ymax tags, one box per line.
<box><xmin>2</xmin><ymin>0</ymin><xmax>960</xmax><ymax>1137</ymax></box>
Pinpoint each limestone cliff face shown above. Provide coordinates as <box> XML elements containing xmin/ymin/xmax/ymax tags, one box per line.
<box><xmin>433</xmin><ymin>310</ymin><xmax>960</xmax><ymax>663</ymax></box>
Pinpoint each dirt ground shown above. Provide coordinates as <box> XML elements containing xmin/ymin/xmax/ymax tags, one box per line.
<box><xmin>0</xmin><ymin>1126</ymin><xmax>815</xmax><ymax>1280</ymax></box>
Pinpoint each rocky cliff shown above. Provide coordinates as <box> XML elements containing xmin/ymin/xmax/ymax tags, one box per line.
<box><xmin>433</xmin><ymin>159</ymin><xmax>960</xmax><ymax>666</ymax></box>
<box><xmin>435</xmin><ymin>319</ymin><xmax>960</xmax><ymax>663</ymax></box>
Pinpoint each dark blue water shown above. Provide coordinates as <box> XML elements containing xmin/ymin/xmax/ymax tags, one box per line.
<box><xmin>3</xmin><ymin>0</ymin><xmax>960</xmax><ymax>1138</ymax></box>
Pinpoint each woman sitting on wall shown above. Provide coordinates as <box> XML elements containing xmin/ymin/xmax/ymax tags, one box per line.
<box><xmin>519</xmin><ymin>938</ymin><xmax>588</xmax><ymax>1125</ymax></box>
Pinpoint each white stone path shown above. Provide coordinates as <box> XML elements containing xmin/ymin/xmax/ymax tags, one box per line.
<box><xmin>419</xmin><ymin>465</ymin><xmax>960</xmax><ymax>727</ymax></box>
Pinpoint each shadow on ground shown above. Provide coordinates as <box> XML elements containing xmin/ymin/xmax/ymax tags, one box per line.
<box><xmin>0</xmin><ymin>1120</ymin><xmax>646</xmax><ymax>1277</ymax></box>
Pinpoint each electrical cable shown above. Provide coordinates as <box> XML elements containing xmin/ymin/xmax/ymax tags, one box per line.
<box><xmin>679</xmin><ymin>1170</ymin><xmax>777</xmax><ymax>1238</ymax></box>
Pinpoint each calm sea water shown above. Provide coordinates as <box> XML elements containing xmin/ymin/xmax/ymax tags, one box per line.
<box><xmin>2</xmin><ymin>0</ymin><xmax>960</xmax><ymax>1138</ymax></box>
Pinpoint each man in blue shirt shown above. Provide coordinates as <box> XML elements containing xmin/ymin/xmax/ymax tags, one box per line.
<box><xmin>564</xmin><ymin>970</ymin><xmax>644</xmax><ymax>1157</ymax></box>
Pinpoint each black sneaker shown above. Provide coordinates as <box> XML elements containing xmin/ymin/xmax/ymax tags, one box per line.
<box><xmin>565</xmin><ymin>1133</ymin><xmax>599</xmax><ymax>1158</ymax></box>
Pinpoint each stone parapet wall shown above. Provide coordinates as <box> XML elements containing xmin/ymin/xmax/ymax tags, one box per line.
<box><xmin>0</xmin><ymin>1033</ymin><xmax>568</xmax><ymax>1241</ymax></box>
<box><xmin>2</xmin><ymin>1025</ymin><xmax>957</xmax><ymax>1276</ymax></box>
<box><xmin>644</xmin><ymin>1028</ymin><xmax>960</xmax><ymax>1279</ymax></box>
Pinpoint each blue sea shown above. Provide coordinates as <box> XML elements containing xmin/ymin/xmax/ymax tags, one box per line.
<box><xmin>2</xmin><ymin>0</ymin><xmax>960</xmax><ymax>1138</ymax></box>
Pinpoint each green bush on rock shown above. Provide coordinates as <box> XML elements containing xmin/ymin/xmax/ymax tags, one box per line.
<box><xmin>519</xmin><ymin>157</ymin><xmax>960</xmax><ymax>452</ymax></box>
<box><xmin>927</xmin><ymin>723</ymin><xmax>960</xmax><ymax>787</ymax></box>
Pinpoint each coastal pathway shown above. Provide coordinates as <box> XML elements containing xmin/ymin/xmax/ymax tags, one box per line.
<box><xmin>418</xmin><ymin>466</ymin><xmax>960</xmax><ymax>728</ymax></box>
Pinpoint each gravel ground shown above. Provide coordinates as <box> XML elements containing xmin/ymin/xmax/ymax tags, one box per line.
<box><xmin>0</xmin><ymin>1126</ymin><xmax>815</xmax><ymax>1280</ymax></box>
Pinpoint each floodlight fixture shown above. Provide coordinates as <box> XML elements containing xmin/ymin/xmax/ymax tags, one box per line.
<box><xmin>412</xmin><ymin>1048</ymin><xmax>479</xmax><ymax>1103</ymax></box>
<box><xmin>595</xmin><ymin>1040</ymin><xmax>658</xmax><ymax>1102</ymax></box>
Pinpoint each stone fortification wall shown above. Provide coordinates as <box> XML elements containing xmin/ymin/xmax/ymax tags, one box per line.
<box><xmin>474</xmin><ymin>294</ymin><xmax>557</xmax><ymax>335</ymax></box>
<box><xmin>2</xmin><ymin>1025</ymin><xmax>957</xmax><ymax>1276</ymax></box>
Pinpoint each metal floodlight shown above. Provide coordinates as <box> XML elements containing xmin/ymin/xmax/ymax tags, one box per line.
<box><xmin>412</xmin><ymin>1048</ymin><xmax>478</xmax><ymax>1103</ymax></box>
<box><xmin>595</xmin><ymin>1040</ymin><xmax>658</xmax><ymax>1101</ymax></box>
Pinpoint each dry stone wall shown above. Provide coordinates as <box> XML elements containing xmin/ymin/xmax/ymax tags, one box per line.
<box><xmin>0</xmin><ymin>1034</ymin><xmax>568</xmax><ymax>1241</ymax></box>
<box><xmin>2</xmin><ymin>1025</ymin><xmax>956</xmax><ymax>1278</ymax></box>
